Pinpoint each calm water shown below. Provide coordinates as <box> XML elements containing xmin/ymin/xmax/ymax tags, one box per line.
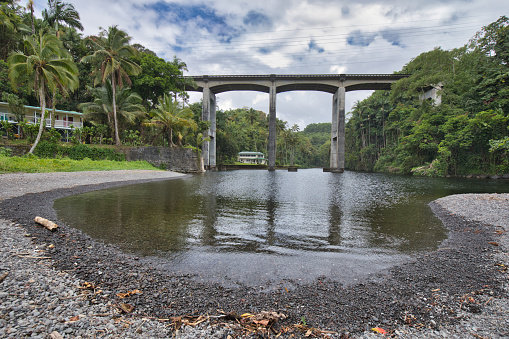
<box><xmin>54</xmin><ymin>169</ymin><xmax>509</xmax><ymax>287</ymax></box>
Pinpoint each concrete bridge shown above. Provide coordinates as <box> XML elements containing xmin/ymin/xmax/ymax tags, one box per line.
<box><xmin>185</xmin><ymin>74</ymin><xmax>409</xmax><ymax>172</ymax></box>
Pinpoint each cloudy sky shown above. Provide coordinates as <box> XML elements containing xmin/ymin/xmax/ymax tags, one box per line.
<box><xmin>28</xmin><ymin>0</ymin><xmax>509</xmax><ymax>128</ymax></box>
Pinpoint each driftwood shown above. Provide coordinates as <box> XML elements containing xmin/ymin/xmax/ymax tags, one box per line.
<box><xmin>34</xmin><ymin>216</ymin><xmax>58</xmax><ymax>231</ymax></box>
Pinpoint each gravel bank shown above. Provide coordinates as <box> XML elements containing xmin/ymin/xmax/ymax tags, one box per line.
<box><xmin>0</xmin><ymin>170</ymin><xmax>185</xmax><ymax>201</ymax></box>
<box><xmin>0</xmin><ymin>172</ymin><xmax>508</xmax><ymax>338</ymax></box>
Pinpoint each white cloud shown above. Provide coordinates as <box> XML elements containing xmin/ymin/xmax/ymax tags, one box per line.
<box><xmin>330</xmin><ymin>65</ymin><xmax>347</xmax><ymax>74</ymax></box>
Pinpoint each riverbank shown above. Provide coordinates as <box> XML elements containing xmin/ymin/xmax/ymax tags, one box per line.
<box><xmin>0</xmin><ymin>171</ymin><xmax>507</xmax><ymax>338</ymax></box>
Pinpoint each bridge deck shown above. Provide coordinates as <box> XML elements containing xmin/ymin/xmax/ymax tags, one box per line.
<box><xmin>185</xmin><ymin>74</ymin><xmax>409</xmax><ymax>94</ymax></box>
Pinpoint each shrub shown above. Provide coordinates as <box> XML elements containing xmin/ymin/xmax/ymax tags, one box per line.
<box><xmin>34</xmin><ymin>142</ymin><xmax>125</xmax><ymax>161</ymax></box>
<box><xmin>0</xmin><ymin>147</ymin><xmax>12</xmax><ymax>157</ymax></box>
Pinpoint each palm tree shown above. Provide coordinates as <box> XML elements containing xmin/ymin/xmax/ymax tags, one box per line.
<box><xmin>8</xmin><ymin>31</ymin><xmax>78</xmax><ymax>153</ymax></box>
<box><xmin>79</xmin><ymin>80</ymin><xmax>145</xmax><ymax>140</ymax></box>
<box><xmin>26</xmin><ymin>0</ymin><xmax>35</xmax><ymax>34</ymax></box>
<box><xmin>42</xmin><ymin>0</ymin><xmax>83</xmax><ymax>32</ymax></box>
<box><xmin>147</xmin><ymin>93</ymin><xmax>197</xmax><ymax>147</ymax></box>
<box><xmin>81</xmin><ymin>26</ymin><xmax>141</xmax><ymax>146</ymax></box>
<box><xmin>246</xmin><ymin>107</ymin><xmax>258</xmax><ymax>125</ymax></box>
<box><xmin>0</xmin><ymin>1</ymin><xmax>29</xmax><ymax>60</ymax></box>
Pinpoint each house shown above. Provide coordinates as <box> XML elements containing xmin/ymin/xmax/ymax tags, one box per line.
<box><xmin>419</xmin><ymin>83</ymin><xmax>443</xmax><ymax>106</ymax></box>
<box><xmin>0</xmin><ymin>101</ymin><xmax>83</xmax><ymax>139</ymax></box>
<box><xmin>237</xmin><ymin>151</ymin><xmax>266</xmax><ymax>164</ymax></box>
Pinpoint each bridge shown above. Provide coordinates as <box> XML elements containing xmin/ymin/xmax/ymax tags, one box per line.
<box><xmin>185</xmin><ymin>74</ymin><xmax>409</xmax><ymax>172</ymax></box>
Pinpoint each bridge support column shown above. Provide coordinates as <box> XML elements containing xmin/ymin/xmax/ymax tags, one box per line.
<box><xmin>330</xmin><ymin>86</ymin><xmax>345</xmax><ymax>173</ymax></box>
<box><xmin>268</xmin><ymin>76</ymin><xmax>277</xmax><ymax>171</ymax></box>
<box><xmin>202</xmin><ymin>80</ymin><xmax>216</xmax><ymax>170</ymax></box>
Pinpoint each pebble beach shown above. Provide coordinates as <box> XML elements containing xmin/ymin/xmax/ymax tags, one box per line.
<box><xmin>0</xmin><ymin>170</ymin><xmax>508</xmax><ymax>338</ymax></box>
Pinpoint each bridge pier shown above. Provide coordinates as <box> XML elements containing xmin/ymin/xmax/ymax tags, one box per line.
<box><xmin>268</xmin><ymin>76</ymin><xmax>277</xmax><ymax>171</ymax></box>
<box><xmin>202</xmin><ymin>78</ymin><xmax>217</xmax><ymax>170</ymax></box>
<box><xmin>330</xmin><ymin>86</ymin><xmax>345</xmax><ymax>172</ymax></box>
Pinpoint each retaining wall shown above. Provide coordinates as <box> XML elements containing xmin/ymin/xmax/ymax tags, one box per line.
<box><xmin>121</xmin><ymin>146</ymin><xmax>204</xmax><ymax>173</ymax></box>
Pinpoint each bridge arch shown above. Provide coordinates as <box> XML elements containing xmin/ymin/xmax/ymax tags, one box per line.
<box><xmin>185</xmin><ymin>74</ymin><xmax>408</xmax><ymax>171</ymax></box>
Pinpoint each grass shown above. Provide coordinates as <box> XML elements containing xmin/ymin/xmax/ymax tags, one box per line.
<box><xmin>0</xmin><ymin>155</ymin><xmax>161</xmax><ymax>173</ymax></box>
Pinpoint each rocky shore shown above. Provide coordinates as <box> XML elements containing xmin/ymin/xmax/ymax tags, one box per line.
<box><xmin>0</xmin><ymin>171</ymin><xmax>508</xmax><ymax>338</ymax></box>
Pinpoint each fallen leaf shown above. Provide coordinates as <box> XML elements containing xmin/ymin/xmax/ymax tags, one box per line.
<box><xmin>253</xmin><ymin>319</ymin><xmax>269</xmax><ymax>326</ymax></box>
<box><xmin>69</xmin><ymin>316</ymin><xmax>79</xmax><ymax>322</ymax></box>
<box><xmin>79</xmin><ymin>281</ymin><xmax>96</xmax><ymax>290</ymax></box>
<box><xmin>488</xmin><ymin>242</ymin><xmax>499</xmax><ymax>246</ymax></box>
<box><xmin>118</xmin><ymin>303</ymin><xmax>134</xmax><ymax>313</ymax></box>
<box><xmin>372</xmin><ymin>327</ymin><xmax>387</xmax><ymax>334</ymax></box>
<box><xmin>116</xmin><ymin>289</ymin><xmax>142</xmax><ymax>299</ymax></box>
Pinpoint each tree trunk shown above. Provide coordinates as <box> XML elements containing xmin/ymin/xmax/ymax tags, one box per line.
<box><xmin>169</xmin><ymin>128</ymin><xmax>175</xmax><ymax>147</ymax></box>
<box><xmin>29</xmin><ymin>83</ymin><xmax>47</xmax><ymax>154</ymax></box>
<box><xmin>112</xmin><ymin>73</ymin><xmax>121</xmax><ymax>146</ymax></box>
<box><xmin>51</xmin><ymin>92</ymin><xmax>56</xmax><ymax>128</ymax></box>
<box><xmin>30</xmin><ymin>7</ymin><xmax>35</xmax><ymax>35</ymax></box>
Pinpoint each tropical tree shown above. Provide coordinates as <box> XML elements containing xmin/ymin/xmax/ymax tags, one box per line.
<box><xmin>81</xmin><ymin>26</ymin><xmax>141</xmax><ymax>146</ymax></box>
<box><xmin>130</xmin><ymin>50</ymin><xmax>186</xmax><ymax>110</ymax></box>
<box><xmin>147</xmin><ymin>93</ymin><xmax>197</xmax><ymax>147</ymax></box>
<box><xmin>26</xmin><ymin>0</ymin><xmax>35</xmax><ymax>34</ymax></box>
<box><xmin>0</xmin><ymin>1</ymin><xmax>27</xmax><ymax>60</ymax></box>
<box><xmin>8</xmin><ymin>31</ymin><xmax>78</xmax><ymax>153</ymax></box>
<box><xmin>42</xmin><ymin>0</ymin><xmax>83</xmax><ymax>32</ymax></box>
<box><xmin>79</xmin><ymin>80</ymin><xmax>145</xmax><ymax>140</ymax></box>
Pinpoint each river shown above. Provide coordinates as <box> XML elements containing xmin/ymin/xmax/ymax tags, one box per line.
<box><xmin>54</xmin><ymin>169</ymin><xmax>509</xmax><ymax>287</ymax></box>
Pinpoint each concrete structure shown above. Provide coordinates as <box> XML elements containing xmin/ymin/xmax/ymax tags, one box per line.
<box><xmin>186</xmin><ymin>74</ymin><xmax>408</xmax><ymax>172</ymax></box>
<box><xmin>121</xmin><ymin>146</ymin><xmax>204</xmax><ymax>173</ymax></box>
<box><xmin>419</xmin><ymin>83</ymin><xmax>443</xmax><ymax>106</ymax></box>
<box><xmin>237</xmin><ymin>151</ymin><xmax>266</xmax><ymax>164</ymax></box>
<box><xmin>0</xmin><ymin>101</ymin><xmax>83</xmax><ymax>140</ymax></box>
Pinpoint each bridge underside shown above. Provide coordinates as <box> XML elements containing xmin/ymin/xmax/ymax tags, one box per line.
<box><xmin>186</xmin><ymin>74</ymin><xmax>408</xmax><ymax>172</ymax></box>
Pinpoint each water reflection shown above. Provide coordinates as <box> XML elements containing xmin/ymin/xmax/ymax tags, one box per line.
<box><xmin>54</xmin><ymin>169</ymin><xmax>509</xmax><ymax>286</ymax></box>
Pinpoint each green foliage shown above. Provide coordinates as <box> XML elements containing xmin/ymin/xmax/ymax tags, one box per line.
<box><xmin>0</xmin><ymin>120</ymin><xmax>14</xmax><ymax>139</ymax></box>
<box><xmin>490</xmin><ymin>136</ymin><xmax>509</xmax><ymax>153</ymax></box>
<box><xmin>122</xmin><ymin>129</ymin><xmax>142</xmax><ymax>146</ymax></box>
<box><xmin>81</xmin><ymin>25</ymin><xmax>142</xmax><ymax>146</ymax></box>
<box><xmin>69</xmin><ymin>125</ymin><xmax>94</xmax><ymax>144</ymax></box>
<box><xmin>147</xmin><ymin>93</ymin><xmax>197</xmax><ymax>147</ymax></box>
<box><xmin>18</xmin><ymin>121</ymin><xmax>39</xmax><ymax>142</ymax></box>
<box><xmin>0</xmin><ymin>147</ymin><xmax>12</xmax><ymax>157</ymax></box>
<box><xmin>43</xmin><ymin>128</ymin><xmax>62</xmax><ymax>144</ymax></box>
<box><xmin>34</xmin><ymin>141</ymin><xmax>125</xmax><ymax>161</ymax></box>
<box><xmin>79</xmin><ymin>80</ymin><xmax>146</xmax><ymax>142</ymax></box>
<box><xmin>346</xmin><ymin>16</ymin><xmax>509</xmax><ymax>176</ymax></box>
<box><xmin>8</xmin><ymin>30</ymin><xmax>79</xmax><ymax>154</ymax></box>
<box><xmin>130</xmin><ymin>51</ymin><xmax>185</xmax><ymax>110</ymax></box>
<box><xmin>214</xmin><ymin>107</ymin><xmax>331</xmax><ymax>167</ymax></box>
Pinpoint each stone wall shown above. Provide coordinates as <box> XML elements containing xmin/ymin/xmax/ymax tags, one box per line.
<box><xmin>121</xmin><ymin>146</ymin><xmax>204</xmax><ymax>173</ymax></box>
<box><xmin>0</xmin><ymin>144</ymin><xmax>30</xmax><ymax>157</ymax></box>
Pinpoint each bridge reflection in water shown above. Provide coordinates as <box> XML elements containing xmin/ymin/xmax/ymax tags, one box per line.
<box><xmin>53</xmin><ymin>169</ymin><xmax>459</xmax><ymax>288</ymax></box>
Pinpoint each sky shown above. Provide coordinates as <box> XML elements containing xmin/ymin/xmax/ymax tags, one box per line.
<box><xmin>28</xmin><ymin>0</ymin><xmax>509</xmax><ymax>129</ymax></box>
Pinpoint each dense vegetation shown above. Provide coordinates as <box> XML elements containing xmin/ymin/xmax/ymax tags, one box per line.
<box><xmin>0</xmin><ymin>0</ymin><xmax>198</xmax><ymax>154</ymax></box>
<box><xmin>345</xmin><ymin>16</ymin><xmax>509</xmax><ymax>176</ymax></box>
<box><xmin>194</xmin><ymin>103</ymin><xmax>331</xmax><ymax>167</ymax></box>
